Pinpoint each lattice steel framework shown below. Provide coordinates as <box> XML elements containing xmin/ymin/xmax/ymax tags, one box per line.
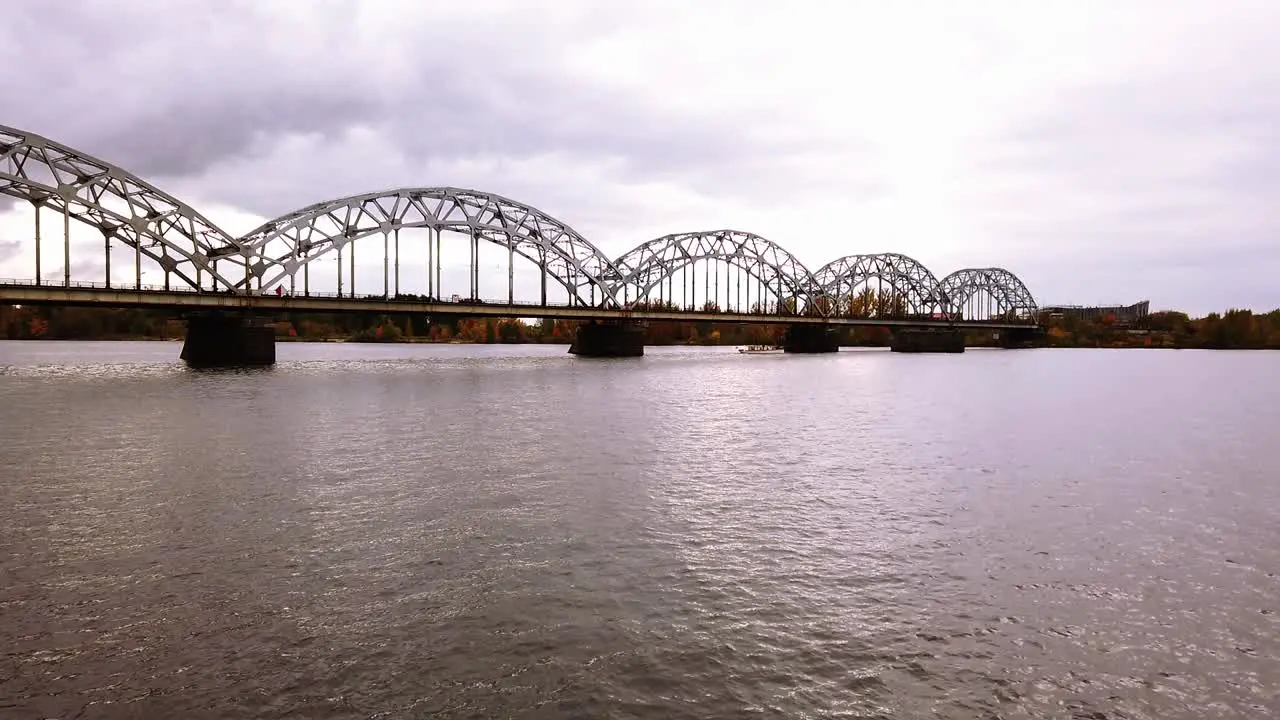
<box><xmin>939</xmin><ymin>268</ymin><xmax>1038</xmax><ymax>320</ymax></box>
<box><xmin>812</xmin><ymin>253</ymin><xmax>950</xmax><ymax>317</ymax></box>
<box><xmin>0</xmin><ymin>123</ymin><xmax>1044</xmax><ymax>320</ymax></box>
<box><xmin>607</xmin><ymin>230</ymin><xmax>825</xmax><ymax>314</ymax></box>
<box><xmin>0</xmin><ymin>124</ymin><xmax>246</xmax><ymax>290</ymax></box>
<box><xmin>239</xmin><ymin>188</ymin><xmax>623</xmax><ymax>307</ymax></box>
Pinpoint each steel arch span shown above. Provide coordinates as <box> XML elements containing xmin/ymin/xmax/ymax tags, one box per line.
<box><xmin>0</xmin><ymin>124</ymin><xmax>246</xmax><ymax>289</ymax></box>
<box><xmin>608</xmin><ymin>229</ymin><xmax>825</xmax><ymax>315</ymax></box>
<box><xmin>812</xmin><ymin>253</ymin><xmax>949</xmax><ymax>317</ymax></box>
<box><xmin>939</xmin><ymin>267</ymin><xmax>1038</xmax><ymax>321</ymax></box>
<box><xmin>239</xmin><ymin>187</ymin><xmax>624</xmax><ymax>307</ymax></box>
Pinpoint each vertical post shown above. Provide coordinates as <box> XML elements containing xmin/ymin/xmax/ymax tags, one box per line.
<box><xmin>540</xmin><ymin>250</ymin><xmax>547</xmax><ymax>306</ymax></box>
<box><xmin>135</xmin><ymin>236</ymin><xmax>142</xmax><ymax>291</ymax></box>
<box><xmin>304</xmin><ymin>260</ymin><xmax>310</xmax><ymax>297</ymax></box>
<box><xmin>290</xmin><ymin>271</ymin><xmax>295</xmax><ymax>296</ymax></box>
<box><xmin>383</xmin><ymin>231</ymin><xmax>389</xmax><ymax>299</ymax></box>
<box><xmin>62</xmin><ymin>204</ymin><xmax>70</xmax><ymax>287</ymax></box>
<box><xmin>469</xmin><ymin>231</ymin><xmax>477</xmax><ymax>300</ymax></box>
<box><xmin>434</xmin><ymin>229</ymin><xmax>441</xmax><ymax>300</ymax></box>
<box><xmin>427</xmin><ymin>227</ymin><xmax>434</xmax><ymax>298</ymax></box>
<box><xmin>242</xmin><ymin>252</ymin><xmax>249</xmax><ymax>295</ymax></box>
<box><xmin>104</xmin><ymin>232</ymin><xmax>111</xmax><ymax>288</ymax></box>
<box><xmin>350</xmin><ymin>238</ymin><xmax>355</xmax><ymax>297</ymax></box>
<box><xmin>164</xmin><ymin>261</ymin><xmax>170</xmax><ymax>291</ymax></box>
<box><xmin>337</xmin><ymin>242</ymin><xmax>343</xmax><ymax>297</ymax></box>
<box><xmin>394</xmin><ymin>228</ymin><xmax>400</xmax><ymax>298</ymax></box>
<box><xmin>508</xmin><ymin>240</ymin><xmax>514</xmax><ymax>305</ymax></box>
<box><xmin>34</xmin><ymin>203</ymin><xmax>42</xmax><ymax>285</ymax></box>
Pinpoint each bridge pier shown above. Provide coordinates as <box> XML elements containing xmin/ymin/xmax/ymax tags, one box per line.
<box><xmin>782</xmin><ymin>324</ymin><xmax>839</xmax><ymax>353</ymax></box>
<box><xmin>180</xmin><ymin>313</ymin><xmax>276</xmax><ymax>367</ymax></box>
<box><xmin>997</xmin><ymin>326</ymin><xmax>1045</xmax><ymax>349</ymax></box>
<box><xmin>890</xmin><ymin>328</ymin><xmax>966</xmax><ymax>353</ymax></box>
<box><xmin>568</xmin><ymin>320</ymin><xmax>645</xmax><ymax>357</ymax></box>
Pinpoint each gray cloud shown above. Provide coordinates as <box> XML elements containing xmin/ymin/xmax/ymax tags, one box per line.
<box><xmin>4</xmin><ymin>1</ymin><xmax>1278</xmax><ymax>314</ymax></box>
<box><xmin>969</xmin><ymin>60</ymin><xmax>1280</xmax><ymax>314</ymax></box>
<box><xmin>41</xmin><ymin>258</ymin><xmax>106</xmax><ymax>284</ymax></box>
<box><xmin>1</xmin><ymin>0</ymin><xmax>882</xmax><ymax>219</ymax></box>
<box><xmin>0</xmin><ymin>240</ymin><xmax>19</xmax><ymax>263</ymax></box>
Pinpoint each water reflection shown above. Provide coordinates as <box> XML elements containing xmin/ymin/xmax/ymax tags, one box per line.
<box><xmin>0</xmin><ymin>340</ymin><xmax>1277</xmax><ymax>718</ymax></box>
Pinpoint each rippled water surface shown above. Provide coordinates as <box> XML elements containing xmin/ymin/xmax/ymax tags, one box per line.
<box><xmin>2</xmin><ymin>340</ymin><xmax>1278</xmax><ymax>719</ymax></box>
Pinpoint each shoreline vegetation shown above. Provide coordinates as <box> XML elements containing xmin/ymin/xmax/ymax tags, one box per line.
<box><xmin>2</xmin><ymin>305</ymin><xmax>1278</xmax><ymax>350</ymax></box>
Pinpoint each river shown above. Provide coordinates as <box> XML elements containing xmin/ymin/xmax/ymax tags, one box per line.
<box><xmin>1</xmin><ymin>341</ymin><xmax>1277</xmax><ymax>718</ymax></box>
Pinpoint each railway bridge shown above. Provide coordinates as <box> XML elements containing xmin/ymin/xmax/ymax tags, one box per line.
<box><xmin>0</xmin><ymin>124</ymin><xmax>1043</xmax><ymax>365</ymax></box>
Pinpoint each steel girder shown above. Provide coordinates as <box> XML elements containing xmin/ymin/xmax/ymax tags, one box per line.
<box><xmin>0</xmin><ymin>124</ymin><xmax>1043</xmax><ymax>315</ymax></box>
<box><xmin>0</xmin><ymin>124</ymin><xmax>246</xmax><ymax>288</ymax></box>
<box><xmin>238</xmin><ymin>187</ymin><xmax>623</xmax><ymax>307</ymax></box>
<box><xmin>607</xmin><ymin>229</ymin><xmax>824</xmax><ymax>313</ymax></box>
<box><xmin>812</xmin><ymin>252</ymin><xmax>949</xmax><ymax>316</ymax></box>
<box><xmin>939</xmin><ymin>267</ymin><xmax>1038</xmax><ymax>319</ymax></box>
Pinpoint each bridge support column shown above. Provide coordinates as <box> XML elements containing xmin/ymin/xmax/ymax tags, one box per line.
<box><xmin>890</xmin><ymin>328</ymin><xmax>965</xmax><ymax>353</ymax></box>
<box><xmin>782</xmin><ymin>324</ymin><xmax>839</xmax><ymax>353</ymax></box>
<box><xmin>996</xmin><ymin>326</ymin><xmax>1045</xmax><ymax>349</ymax></box>
<box><xmin>181</xmin><ymin>313</ymin><xmax>276</xmax><ymax>367</ymax></box>
<box><xmin>568</xmin><ymin>320</ymin><xmax>645</xmax><ymax>357</ymax></box>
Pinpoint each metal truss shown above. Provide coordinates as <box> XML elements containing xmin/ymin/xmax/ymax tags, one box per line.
<box><xmin>0</xmin><ymin>124</ymin><xmax>1044</xmax><ymax>317</ymax></box>
<box><xmin>0</xmin><ymin>124</ymin><xmax>245</xmax><ymax>290</ymax></box>
<box><xmin>939</xmin><ymin>268</ymin><xmax>1038</xmax><ymax>320</ymax></box>
<box><xmin>812</xmin><ymin>253</ymin><xmax>949</xmax><ymax>317</ymax></box>
<box><xmin>239</xmin><ymin>188</ymin><xmax>622</xmax><ymax>307</ymax></box>
<box><xmin>608</xmin><ymin>230</ymin><xmax>824</xmax><ymax>313</ymax></box>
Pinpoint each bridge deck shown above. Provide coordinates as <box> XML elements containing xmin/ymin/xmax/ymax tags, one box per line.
<box><xmin>0</xmin><ymin>282</ymin><xmax>1037</xmax><ymax>330</ymax></box>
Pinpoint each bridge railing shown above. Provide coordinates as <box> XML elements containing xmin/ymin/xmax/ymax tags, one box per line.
<box><xmin>0</xmin><ymin>278</ymin><xmax>1038</xmax><ymax>324</ymax></box>
<box><xmin>0</xmin><ymin>278</ymin><xmax>804</xmax><ymax>315</ymax></box>
<box><xmin>0</xmin><ymin>278</ymin><xmax>202</xmax><ymax>294</ymax></box>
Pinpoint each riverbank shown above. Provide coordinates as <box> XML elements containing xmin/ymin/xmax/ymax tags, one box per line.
<box><xmin>4</xmin><ymin>305</ymin><xmax>1278</xmax><ymax>349</ymax></box>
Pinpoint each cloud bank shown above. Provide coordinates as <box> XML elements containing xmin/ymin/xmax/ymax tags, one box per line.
<box><xmin>2</xmin><ymin>0</ymin><xmax>1278</xmax><ymax>314</ymax></box>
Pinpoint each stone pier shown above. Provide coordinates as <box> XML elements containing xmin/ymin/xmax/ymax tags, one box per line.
<box><xmin>890</xmin><ymin>328</ymin><xmax>965</xmax><ymax>353</ymax></box>
<box><xmin>997</xmin><ymin>326</ymin><xmax>1045</xmax><ymax>349</ymax></box>
<box><xmin>782</xmin><ymin>324</ymin><xmax>839</xmax><ymax>353</ymax></box>
<box><xmin>181</xmin><ymin>313</ymin><xmax>276</xmax><ymax>367</ymax></box>
<box><xmin>568</xmin><ymin>320</ymin><xmax>646</xmax><ymax>357</ymax></box>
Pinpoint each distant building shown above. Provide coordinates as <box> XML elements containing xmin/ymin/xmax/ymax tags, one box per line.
<box><xmin>1041</xmin><ymin>301</ymin><xmax>1150</xmax><ymax>325</ymax></box>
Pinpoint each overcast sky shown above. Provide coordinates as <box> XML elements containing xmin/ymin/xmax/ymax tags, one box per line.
<box><xmin>2</xmin><ymin>0</ymin><xmax>1278</xmax><ymax>315</ymax></box>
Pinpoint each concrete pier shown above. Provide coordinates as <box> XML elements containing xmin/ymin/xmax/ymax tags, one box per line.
<box><xmin>181</xmin><ymin>314</ymin><xmax>276</xmax><ymax>367</ymax></box>
<box><xmin>782</xmin><ymin>324</ymin><xmax>839</xmax><ymax>353</ymax></box>
<box><xmin>997</xmin><ymin>326</ymin><xmax>1045</xmax><ymax>349</ymax></box>
<box><xmin>890</xmin><ymin>328</ymin><xmax>965</xmax><ymax>353</ymax></box>
<box><xmin>568</xmin><ymin>321</ymin><xmax>645</xmax><ymax>357</ymax></box>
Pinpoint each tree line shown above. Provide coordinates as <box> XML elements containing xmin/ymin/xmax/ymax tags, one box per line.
<box><xmin>1041</xmin><ymin>309</ymin><xmax>1280</xmax><ymax>349</ymax></box>
<box><xmin>3</xmin><ymin>301</ymin><xmax>1278</xmax><ymax>349</ymax></box>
